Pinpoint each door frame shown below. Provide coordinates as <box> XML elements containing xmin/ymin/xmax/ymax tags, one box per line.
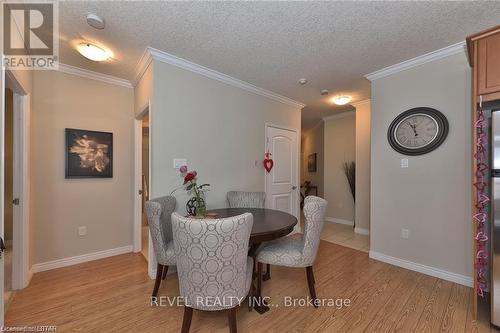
<box><xmin>264</xmin><ymin>123</ymin><xmax>301</xmax><ymax>229</ymax></box>
<box><xmin>133</xmin><ymin>101</ymin><xmax>156</xmax><ymax>278</ymax></box>
<box><xmin>5</xmin><ymin>70</ymin><xmax>31</xmax><ymax>291</ymax></box>
<box><xmin>1</xmin><ymin>55</ymin><xmax>6</xmax><ymax>326</ymax></box>
<box><xmin>133</xmin><ymin>101</ymin><xmax>151</xmax><ymax>253</ymax></box>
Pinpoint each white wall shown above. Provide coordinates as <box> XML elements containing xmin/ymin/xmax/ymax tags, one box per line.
<box><xmin>31</xmin><ymin>70</ymin><xmax>135</xmax><ymax>264</ymax></box>
<box><xmin>354</xmin><ymin>101</ymin><xmax>371</xmax><ymax>234</ymax></box>
<box><xmin>370</xmin><ymin>53</ymin><xmax>472</xmax><ymax>282</ymax></box>
<box><xmin>323</xmin><ymin>113</ymin><xmax>356</xmax><ymax>223</ymax></box>
<box><xmin>301</xmin><ymin>121</ymin><xmax>324</xmax><ymax>197</ymax></box>
<box><xmin>150</xmin><ymin>60</ymin><xmax>301</xmax><ymax>212</ymax></box>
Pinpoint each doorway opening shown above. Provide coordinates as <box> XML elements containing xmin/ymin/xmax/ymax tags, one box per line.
<box><xmin>301</xmin><ymin>110</ymin><xmax>369</xmax><ymax>252</ymax></box>
<box><xmin>134</xmin><ymin>103</ymin><xmax>155</xmax><ymax>278</ymax></box>
<box><xmin>4</xmin><ymin>87</ymin><xmax>13</xmax><ymax>307</ymax></box>
<box><xmin>141</xmin><ymin>112</ymin><xmax>150</xmax><ymax>261</ymax></box>
<box><xmin>2</xmin><ymin>71</ymin><xmax>31</xmax><ymax>315</ymax></box>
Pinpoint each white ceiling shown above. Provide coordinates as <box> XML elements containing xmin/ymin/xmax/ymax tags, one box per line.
<box><xmin>58</xmin><ymin>1</ymin><xmax>500</xmax><ymax>130</ymax></box>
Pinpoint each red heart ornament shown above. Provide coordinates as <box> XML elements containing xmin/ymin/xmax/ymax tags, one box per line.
<box><xmin>263</xmin><ymin>158</ymin><xmax>274</xmax><ymax>173</ymax></box>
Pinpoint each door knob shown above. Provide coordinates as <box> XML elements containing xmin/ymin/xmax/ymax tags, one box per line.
<box><xmin>292</xmin><ymin>186</ymin><xmax>297</xmax><ymax>190</ymax></box>
<box><xmin>139</xmin><ymin>190</ymin><xmax>143</xmax><ymax>195</ymax></box>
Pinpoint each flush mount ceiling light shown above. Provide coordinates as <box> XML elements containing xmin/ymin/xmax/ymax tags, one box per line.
<box><xmin>330</xmin><ymin>95</ymin><xmax>352</xmax><ymax>105</ymax></box>
<box><xmin>76</xmin><ymin>42</ymin><xmax>112</xmax><ymax>61</ymax></box>
<box><xmin>298</xmin><ymin>78</ymin><xmax>308</xmax><ymax>85</ymax></box>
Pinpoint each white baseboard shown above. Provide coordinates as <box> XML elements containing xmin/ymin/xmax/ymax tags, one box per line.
<box><xmin>354</xmin><ymin>227</ymin><xmax>370</xmax><ymax>235</ymax></box>
<box><xmin>32</xmin><ymin>245</ymin><xmax>133</xmax><ymax>273</ymax></box>
<box><xmin>28</xmin><ymin>267</ymin><xmax>34</xmax><ymax>284</ymax></box>
<box><xmin>325</xmin><ymin>217</ymin><xmax>354</xmax><ymax>226</ymax></box>
<box><xmin>369</xmin><ymin>250</ymin><xmax>473</xmax><ymax>287</ymax></box>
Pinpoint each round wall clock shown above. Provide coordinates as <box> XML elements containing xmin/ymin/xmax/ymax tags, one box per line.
<box><xmin>387</xmin><ymin>107</ymin><xmax>449</xmax><ymax>156</ymax></box>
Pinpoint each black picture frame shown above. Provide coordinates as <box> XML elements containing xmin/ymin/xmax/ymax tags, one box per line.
<box><xmin>308</xmin><ymin>153</ymin><xmax>317</xmax><ymax>172</ymax></box>
<box><xmin>387</xmin><ymin>107</ymin><xmax>449</xmax><ymax>156</ymax></box>
<box><xmin>65</xmin><ymin>128</ymin><xmax>113</xmax><ymax>178</ymax></box>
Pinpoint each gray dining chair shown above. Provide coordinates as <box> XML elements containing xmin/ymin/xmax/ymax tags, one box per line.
<box><xmin>226</xmin><ymin>191</ymin><xmax>271</xmax><ymax>279</ymax></box>
<box><xmin>227</xmin><ymin>191</ymin><xmax>265</xmax><ymax>209</ymax></box>
<box><xmin>171</xmin><ymin>212</ymin><xmax>254</xmax><ymax>333</ymax></box>
<box><xmin>145</xmin><ymin>195</ymin><xmax>177</xmax><ymax>297</ymax></box>
<box><xmin>256</xmin><ymin>196</ymin><xmax>327</xmax><ymax>307</ymax></box>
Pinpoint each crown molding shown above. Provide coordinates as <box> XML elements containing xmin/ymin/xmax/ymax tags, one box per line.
<box><xmin>132</xmin><ymin>47</ymin><xmax>154</xmax><ymax>86</ymax></box>
<box><xmin>133</xmin><ymin>47</ymin><xmax>306</xmax><ymax>109</ymax></box>
<box><xmin>57</xmin><ymin>63</ymin><xmax>133</xmax><ymax>88</ymax></box>
<box><xmin>322</xmin><ymin>110</ymin><xmax>355</xmax><ymax>122</ymax></box>
<box><xmin>364</xmin><ymin>41</ymin><xmax>466</xmax><ymax>81</ymax></box>
<box><xmin>351</xmin><ymin>99</ymin><xmax>371</xmax><ymax>108</ymax></box>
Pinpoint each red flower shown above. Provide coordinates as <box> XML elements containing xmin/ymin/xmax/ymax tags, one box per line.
<box><xmin>184</xmin><ymin>171</ymin><xmax>197</xmax><ymax>184</ymax></box>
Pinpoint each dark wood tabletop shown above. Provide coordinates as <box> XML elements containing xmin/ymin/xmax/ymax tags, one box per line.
<box><xmin>206</xmin><ymin>208</ymin><xmax>298</xmax><ymax>244</ymax></box>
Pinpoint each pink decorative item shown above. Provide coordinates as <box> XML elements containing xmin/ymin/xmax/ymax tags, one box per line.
<box><xmin>473</xmin><ymin>101</ymin><xmax>489</xmax><ymax>297</ymax></box>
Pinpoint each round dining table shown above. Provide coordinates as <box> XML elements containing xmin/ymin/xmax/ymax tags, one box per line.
<box><xmin>207</xmin><ymin>207</ymin><xmax>298</xmax><ymax>244</ymax></box>
<box><xmin>206</xmin><ymin>207</ymin><xmax>298</xmax><ymax>313</ymax></box>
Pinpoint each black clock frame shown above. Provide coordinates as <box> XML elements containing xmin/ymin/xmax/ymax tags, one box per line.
<box><xmin>387</xmin><ymin>107</ymin><xmax>449</xmax><ymax>156</ymax></box>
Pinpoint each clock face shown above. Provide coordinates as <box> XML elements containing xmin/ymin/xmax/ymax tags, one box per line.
<box><xmin>387</xmin><ymin>107</ymin><xmax>448</xmax><ymax>156</ymax></box>
<box><xmin>394</xmin><ymin>113</ymin><xmax>439</xmax><ymax>149</ymax></box>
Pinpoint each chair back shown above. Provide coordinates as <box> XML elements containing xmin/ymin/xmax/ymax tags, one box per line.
<box><xmin>302</xmin><ymin>196</ymin><xmax>327</xmax><ymax>265</ymax></box>
<box><xmin>145</xmin><ymin>196</ymin><xmax>176</xmax><ymax>264</ymax></box>
<box><xmin>171</xmin><ymin>212</ymin><xmax>253</xmax><ymax>311</ymax></box>
<box><xmin>227</xmin><ymin>191</ymin><xmax>265</xmax><ymax>208</ymax></box>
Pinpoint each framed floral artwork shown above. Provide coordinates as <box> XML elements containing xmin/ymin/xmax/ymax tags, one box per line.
<box><xmin>308</xmin><ymin>153</ymin><xmax>317</xmax><ymax>172</ymax></box>
<box><xmin>65</xmin><ymin>128</ymin><xmax>113</xmax><ymax>178</ymax></box>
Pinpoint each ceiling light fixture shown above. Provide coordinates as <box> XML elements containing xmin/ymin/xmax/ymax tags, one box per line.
<box><xmin>330</xmin><ymin>95</ymin><xmax>352</xmax><ymax>105</ymax></box>
<box><xmin>320</xmin><ymin>89</ymin><xmax>329</xmax><ymax>96</ymax></box>
<box><xmin>298</xmin><ymin>78</ymin><xmax>308</xmax><ymax>85</ymax></box>
<box><xmin>76</xmin><ymin>42</ymin><xmax>112</xmax><ymax>61</ymax></box>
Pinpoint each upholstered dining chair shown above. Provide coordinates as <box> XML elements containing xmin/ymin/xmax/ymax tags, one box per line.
<box><xmin>256</xmin><ymin>196</ymin><xmax>327</xmax><ymax>307</ymax></box>
<box><xmin>227</xmin><ymin>191</ymin><xmax>265</xmax><ymax>208</ymax></box>
<box><xmin>226</xmin><ymin>191</ymin><xmax>272</xmax><ymax>279</ymax></box>
<box><xmin>171</xmin><ymin>212</ymin><xmax>254</xmax><ymax>333</ymax></box>
<box><xmin>145</xmin><ymin>195</ymin><xmax>177</xmax><ymax>297</ymax></box>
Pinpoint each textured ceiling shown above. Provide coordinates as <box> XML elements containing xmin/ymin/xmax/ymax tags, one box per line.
<box><xmin>58</xmin><ymin>1</ymin><xmax>500</xmax><ymax>130</ymax></box>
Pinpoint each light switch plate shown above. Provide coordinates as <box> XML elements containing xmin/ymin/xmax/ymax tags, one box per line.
<box><xmin>401</xmin><ymin>228</ymin><xmax>409</xmax><ymax>239</ymax></box>
<box><xmin>173</xmin><ymin>159</ymin><xmax>187</xmax><ymax>169</ymax></box>
<box><xmin>401</xmin><ymin>158</ymin><xmax>409</xmax><ymax>168</ymax></box>
<box><xmin>78</xmin><ymin>226</ymin><xmax>87</xmax><ymax>237</ymax></box>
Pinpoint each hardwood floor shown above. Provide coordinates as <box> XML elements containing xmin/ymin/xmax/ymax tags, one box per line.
<box><xmin>5</xmin><ymin>241</ymin><xmax>497</xmax><ymax>332</ymax></box>
<box><xmin>321</xmin><ymin>223</ymin><xmax>369</xmax><ymax>252</ymax></box>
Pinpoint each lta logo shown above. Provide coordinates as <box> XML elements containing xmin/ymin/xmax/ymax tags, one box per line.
<box><xmin>2</xmin><ymin>1</ymin><xmax>59</xmax><ymax>69</ymax></box>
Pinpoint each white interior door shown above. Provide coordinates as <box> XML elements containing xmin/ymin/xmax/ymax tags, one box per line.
<box><xmin>265</xmin><ymin>125</ymin><xmax>299</xmax><ymax>219</ymax></box>
<box><xmin>1</xmin><ymin>58</ymin><xmax>6</xmax><ymax>325</ymax></box>
<box><xmin>134</xmin><ymin>104</ymin><xmax>156</xmax><ymax>279</ymax></box>
<box><xmin>12</xmin><ymin>93</ymin><xmax>29</xmax><ymax>290</ymax></box>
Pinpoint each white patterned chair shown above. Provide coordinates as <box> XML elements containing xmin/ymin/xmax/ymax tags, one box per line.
<box><xmin>227</xmin><ymin>191</ymin><xmax>265</xmax><ymax>209</ymax></box>
<box><xmin>145</xmin><ymin>195</ymin><xmax>177</xmax><ymax>297</ymax></box>
<box><xmin>226</xmin><ymin>191</ymin><xmax>271</xmax><ymax>279</ymax></box>
<box><xmin>256</xmin><ymin>196</ymin><xmax>327</xmax><ymax>306</ymax></box>
<box><xmin>171</xmin><ymin>212</ymin><xmax>254</xmax><ymax>333</ymax></box>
